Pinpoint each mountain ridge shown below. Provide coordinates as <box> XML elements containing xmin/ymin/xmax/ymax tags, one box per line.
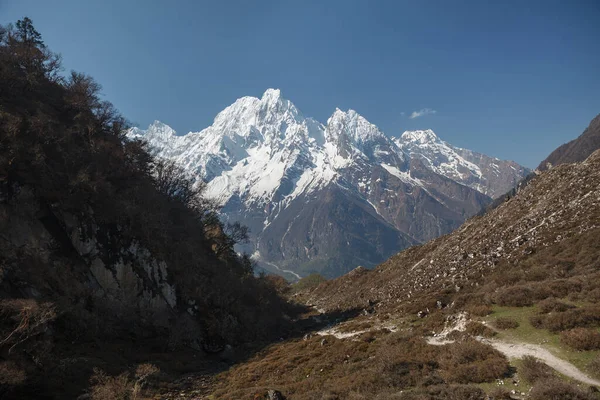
<box><xmin>538</xmin><ymin>113</ymin><xmax>600</xmax><ymax>171</ymax></box>
<box><xmin>129</xmin><ymin>89</ymin><xmax>530</xmax><ymax>278</ymax></box>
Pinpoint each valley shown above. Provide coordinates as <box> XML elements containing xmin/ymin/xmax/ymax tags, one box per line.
<box><xmin>1</xmin><ymin>11</ymin><xmax>599</xmax><ymax>400</ymax></box>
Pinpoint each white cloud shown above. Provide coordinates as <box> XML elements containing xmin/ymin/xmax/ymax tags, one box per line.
<box><xmin>409</xmin><ymin>108</ymin><xmax>437</xmax><ymax>119</ymax></box>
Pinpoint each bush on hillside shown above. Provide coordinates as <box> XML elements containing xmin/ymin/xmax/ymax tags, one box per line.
<box><xmin>560</xmin><ymin>328</ymin><xmax>600</xmax><ymax>351</ymax></box>
<box><xmin>438</xmin><ymin>340</ymin><xmax>510</xmax><ymax>384</ymax></box>
<box><xmin>467</xmin><ymin>304</ymin><xmax>493</xmax><ymax>317</ymax></box>
<box><xmin>494</xmin><ymin>286</ymin><xmax>535</xmax><ymax>307</ymax></box>
<box><xmin>519</xmin><ymin>355</ymin><xmax>554</xmax><ymax>384</ymax></box>
<box><xmin>530</xmin><ymin>306</ymin><xmax>600</xmax><ymax>332</ymax></box>
<box><xmin>464</xmin><ymin>321</ymin><xmax>496</xmax><ymax>337</ymax></box>
<box><xmin>537</xmin><ymin>298</ymin><xmax>576</xmax><ymax>313</ymax></box>
<box><xmin>529</xmin><ymin>378</ymin><xmax>596</xmax><ymax>400</ymax></box>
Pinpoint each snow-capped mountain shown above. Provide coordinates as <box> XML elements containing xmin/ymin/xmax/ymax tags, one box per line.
<box><xmin>128</xmin><ymin>89</ymin><xmax>529</xmax><ymax>279</ymax></box>
<box><xmin>395</xmin><ymin>130</ymin><xmax>528</xmax><ymax>198</ymax></box>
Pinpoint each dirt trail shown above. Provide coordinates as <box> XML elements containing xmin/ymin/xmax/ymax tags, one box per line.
<box><xmin>428</xmin><ymin>336</ymin><xmax>600</xmax><ymax>387</ymax></box>
<box><xmin>482</xmin><ymin>338</ymin><xmax>600</xmax><ymax>387</ymax></box>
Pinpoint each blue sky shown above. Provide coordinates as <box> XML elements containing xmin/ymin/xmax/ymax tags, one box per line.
<box><xmin>2</xmin><ymin>0</ymin><xmax>599</xmax><ymax>168</ymax></box>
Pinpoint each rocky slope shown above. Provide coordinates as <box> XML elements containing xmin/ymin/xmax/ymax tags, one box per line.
<box><xmin>538</xmin><ymin>113</ymin><xmax>600</xmax><ymax>171</ymax></box>
<box><xmin>129</xmin><ymin>89</ymin><xmax>529</xmax><ymax>278</ymax></box>
<box><xmin>305</xmin><ymin>148</ymin><xmax>600</xmax><ymax>313</ymax></box>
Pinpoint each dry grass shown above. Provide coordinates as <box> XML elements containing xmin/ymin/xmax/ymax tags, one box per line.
<box><xmin>493</xmin><ymin>317</ymin><xmax>519</xmax><ymax>330</ymax></box>
<box><xmin>89</xmin><ymin>364</ymin><xmax>160</xmax><ymax>400</ymax></box>
<box><xmin>588</xmin><ymin>355</ymin><xmax>600</xmax><ymax>379</ymax></box>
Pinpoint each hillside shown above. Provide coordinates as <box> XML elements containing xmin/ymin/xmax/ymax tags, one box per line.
<box><xmin>306</xmin><ymin>149</ymin><xmax>600</xmax><ymax>314</ymax></box>
<box><xmin>0</xmin><ymin>18</ymin><xmax>291</xmax><ymax>399</ymax></box>
<box><xmin>538</xmin><ymin>113</ymin><xmax>600</xmax><ymax>171</ymax></box>
<box><xmin>201</xmin><ymin>148</ymin><xmax>600</xmax><ymax>399</ymax></box>
<box><xmin>130</xmin><ymin>92</ymin><xmax>529</xmax><ymax>279</ymax></box>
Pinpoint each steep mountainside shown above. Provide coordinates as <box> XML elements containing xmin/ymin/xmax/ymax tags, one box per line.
<box><xmin>129</xmin><ymin>90</ymin><xmax>529</xmax><ymax>278</ymax></box>
<box><xmin>305</xmin><ymin>149</ymin><xmax>600</xmax><ymax>313</ymax></box>
<box><xmin>0</xmin><ymin>20</ymin><xmax>289</xmax><ymax>398</ymax></box>
<box><xmin>538</xmin><ymin>113</ymin><xmax>600</xmax><ymax>171</ymax></box>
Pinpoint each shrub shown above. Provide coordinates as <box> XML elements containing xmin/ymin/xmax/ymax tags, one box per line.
<box><xmin>439</xmin><ymin>340</ymin><xmax>510</xmax><ymax>383</ymax></box>
<box><xmin>487</xmin><ymin>387</ymin><xmax>513</xmax><ymax>400</ymax></box>
<box><xmin>519</xmin><ymin>356</ymin><xmax>554</xmax><ymax>384</ymax></box>
<box><xmin>494</xmin><ymin>317</ymin><xmax>519</xmax><ymax>330</ymax></box>
<box><xmin>467</xmin><ymin>305</ymin><xmax>493</xmax><ymax>317</ymax></box>
<box><xmin>494</xmin><ymin>286</ymin><xmax>534</xmax><ymax>307</ymax></box>
<box><xmin>426</xmin><ymin>384</ymin><xmax>486</xmax><ymax>400</ymax></box>
<box><xmin>464</xmin><ymin>322</ymin><xmax>496</xmax><ymax>337</ymax></box>
<box><xmin>537</xmin><ymin>298</ymin><xmax>575</xmax><ymax>313</ymax></box>
<box><xmin>90</xmin><ymin>369</ymin><xmax>137</xmax><ymax>400</ymax></box>
<box><xmin>0</xmin><ymin>299</ymin><xmax>56</xmax><ymax>354</ymax></box>
<box><xmin>532</xmin><ymin>307</ymin><xmax>600</xmax><ymax>332</ymax></box>
<box><xmin>529</xmin><ymin>378</ymin><xmax>595</xmax><ymax>400</ymax></box>
<box><xmin>529</xmin><ymin>314</ymin><xmax>545</xmax><ymax>329</ymax></box>
<box><xmin>89</xmin><ymin>364</ymin><xmax>158</xmax><ymax>400</ymax></box>
<box><xmin>560</xmin><ymin>328</ymin><xmax>600</xmax><ymax>351</ymax></box>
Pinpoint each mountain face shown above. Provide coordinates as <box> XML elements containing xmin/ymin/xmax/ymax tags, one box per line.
<box><xmin>128</xmin><ymin>89</ymin><xmax>529</xmax><ymax>278</ymax></box>
<box><xmin>538</xmin><ymin>113</ymin><xmax>600</xmax><ymax>171</ymax></box>
<box><xmin>395</xmin><ymin>130</ymin><xmax>528</xmax><ymax>199</ymax></box>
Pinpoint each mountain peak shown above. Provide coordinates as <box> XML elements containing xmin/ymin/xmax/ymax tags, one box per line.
<box><xmin>146</xmin><ymin>120</ymin><xmax>177</xmax><ymax>138</ymax></box>
<box><xmin>400</xmin><ymin>129</ymin><xmax>439</xmax><ymax>144</ymax></box>
<box><xmin>261</xmin><ymin>88</ymin><xmax>282</xmax><ymax>102</ymax></box>
<box><xmin>327</xmin><ymin>108</ymin><xmax>384</xmax><ymax>144</ymax></box>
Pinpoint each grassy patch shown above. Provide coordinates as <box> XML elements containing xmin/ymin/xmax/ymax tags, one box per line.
<box><xmin>484</xmin><ymin>305</ymin><xmax>600</xmax><ymax>376</ymax></box>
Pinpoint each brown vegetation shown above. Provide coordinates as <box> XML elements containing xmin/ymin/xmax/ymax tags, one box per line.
<box><xmin>530</xmin><ymin>306</ymin><xmax>600</xmax><ymax>332</ymax></box>
<box><xmin>494</xmin><ymin>317</ymin><xmax>519</xmax><ymax>330</ymax></box>
<box><xmin>588</xmin><ymin>355</ymin><xmax>600</xmax><ymax>379</ymax></box>
<box><xmin>467</xmin><ymin>304</ymin><xmax>493</xmax><ymax>317</ymax></box>
<box><xmin>438</xmin><ymin>339</ymin><xmax>510</xmax><ymax>384</ymax></box>
<box><xmin>464</xmin><ymin>321</ymin><xmax>496</xmax><ymax>337</ymax></box>
<box><xmin>529</xmin><ymin>378</ymin><xmax>597</xmax><ymax>400</ymax></box>
<box><xmin>519</xmin><ymin>355</ymin><xmax>555</xmax><ymax>384</ymax></box>
<box><xmin>560</xmin><ymin>328</ymin><xmax>600</xmax><ymax>351</ymax></box>
<box><xmin>0</xmin><ymin>17</ymin><xmax>292</xmax><ymax>398</ymax></box>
